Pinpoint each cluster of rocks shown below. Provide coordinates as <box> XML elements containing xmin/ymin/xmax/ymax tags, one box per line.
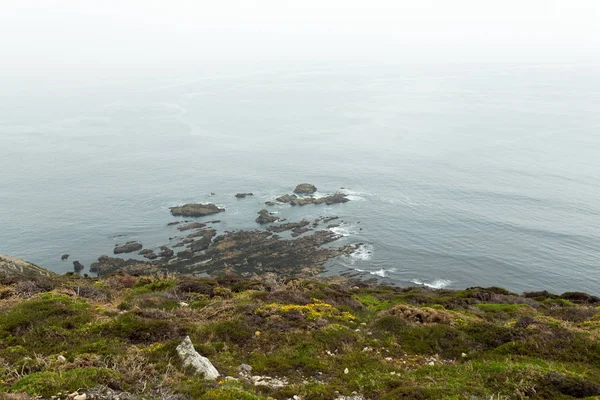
<box><xmin>85</xmin><ymin>183</ymin><xmax>355</xmax><ymax>278</ymax></box>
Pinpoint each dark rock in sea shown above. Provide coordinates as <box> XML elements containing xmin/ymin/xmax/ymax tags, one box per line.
<box><xmin>208</xmin><ymin>220</ymin><xmax>221</xmax><ymax>224</ymax></box>
<box><xmin>187</xmin><ymin>228</ymin><xmax>217</xmax><ymax>239</ymax></box>
<box><xmin>170</xmin><ymin>203</ymin><xmax>225</xmax><ymax>217</ymax></box>
<box><xmin>90</xmin><ymin>255</ymin><xmax>152</xmax><ymax>276</ymax></box>
<box><xmin>256</xmin><ymin>209</ymin><xmax>281</xmax><ymax>224</ymax></box>
<box><xmin>323</xmin><ymin>216</ymin><xmax>339</xmax><ymax>223</ymax></box>
<box><xmin>275</xmin><ymin>194</ymin><xmax>298</xmax><ymax>203</ymax></box>
<box><xmin>178</xmin><ymin>222</ymin><xmax>207</xmax><ymax>231</ymax></box>
<box><xmin>235</xmin><ymin>193</ymin><xmax>254</xmax><ymax>198</ymax></box>
<box><xmin>159</xmin><ymin>246</ymin><xmax>174</xmax><ymax>258</ymax></box>
<box><xmin>294</xmin><ymin>183</ymin><xmax>317</xmax><ymax>194</ymax></box>
<box><xmin>168</xmin><ymin>229</ymin><xmax>353</xmax><ymax>278</ymax></box>
<box><xmin>114</xmin><ymin>241</ymin><xmax>143</xmax><ymax>254</ymax></box>
<box><xmin>167</xmin><ymin>221</ymin><xmax>181</xmax><ymax>226</ymax></box>
<box><xmin>290</xmin><ymin>193</ymin><xmax>349</xmax><ymax>206</ymax></box>
<box><xmin>61</xmin><ymin>254</ymin><xmax>70</xmax><ymax>261</ymax></box>
<box><xmin>291</xmin><ymin>227</ymin><xmax>311</xmax><ymax>237</ymax></box>
<box><xmin>177</xmin><ymin>250</ymin><xmax>194</xmax><ymax>259</ymax></box>
<box><xmin>265</xmin><ymin>201</ymin><xmax>277</xmax><ymax>206</ymax></box>
<box><xmin>73</xmin><ymin>261</ymin><xmax>84</xmax><ymax>272</ymax></box>
<box><xmin>267</xmin><ymin>220</ymin><xmax>310</xmax><ymax>233</ymax></box>
<box><xmin>139</xmin><ymin>249</ymin><xmax>158</xmax><ymax>260</ymax></box>
<box><xmin>326</xmin><ymin>224</ymin><xmax>340</xmax><ymax>229</ymax></box>
<box><xmin>187</xmin><ymin>230</ymin><xmax>217</xmax><ymax>252</ymax></box>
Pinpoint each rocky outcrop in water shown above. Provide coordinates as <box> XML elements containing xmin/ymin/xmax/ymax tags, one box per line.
<box><xmin>90</xmin><ymin>255</ymin><xmax>153</xmax><ymax>276</ymax></box>
<box><xmin>73</xmin><ymin>261</ymin><xmax>84</xmax><ymax>272</ymax></box>
<box><xmin>276</xmin><ymin>194</ymin><xmax>298</xmax><ymax>203</ymax></box>
<box><xmin>235</xmin><ymin>193</ymin><xmax>254</xmax><ymax>198</ymax></box>
<box><xmin>256</xmin><ymin>209</ymin><xmax>281</xmax><ymax>224</ymax></box>
<box><xmin>294</xmin><ymin>183</ymin><xmax>317</xmax><ymax>194</ymax></box>
<box><xmin>114</xmin><ymin>241</ymin><xmax>143</xmax><ymax>254</ymax></box>
<box><xmin>61</xmin><ymin>254</ymin><xmax>70</xmax><ymax>261</ymax></box>
<box><xmin>267</xmin><ymin>220</ymin><xmax>310</xmax><ymax>233</ymax></box>
<box><xmin>177</xmin><ymin>222</ymin><xmax>207</xmax><ymax>231</ymax></box>
<box><xmin>139</xmin><ymin>249</ymin><xmax>157</xmax><ymax>259</ymax></box>
<box><xmin>290</xmin><ymin>193</ymin><xmax>349</xmax><ymax>206</ymax></box>
<box><xmin>170</xmin><ymin>203</ymin><xmax>225</xmax><ymax>217</ymax></box>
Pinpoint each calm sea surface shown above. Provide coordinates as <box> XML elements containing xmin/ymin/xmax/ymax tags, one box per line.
<box><xmin>1</xmin><ymin>63</ymin><xmax>599</xmax><ymax>294</ymax></box>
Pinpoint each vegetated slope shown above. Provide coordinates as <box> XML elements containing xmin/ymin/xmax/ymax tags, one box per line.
<box><xmin>1</xmin><ymin>272</ymin><xmax>600</xmax><ymax>399</ymax></box>
<box><xmin>0</xmin><ymin>254</ymin><xmax>55</xmax><ymax>277</ymax></box>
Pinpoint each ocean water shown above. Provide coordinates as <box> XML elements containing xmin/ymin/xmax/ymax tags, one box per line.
<box><xmin>1</xmin><ymin>63</ymin><xmax>600</xmax><ymax>295</ymax></box>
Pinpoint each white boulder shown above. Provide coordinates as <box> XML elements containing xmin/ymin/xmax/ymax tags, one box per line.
<box><xmin>176</xmin><ymin>336</ymin><xmax>219</xmax><ymax>380</ymax></box>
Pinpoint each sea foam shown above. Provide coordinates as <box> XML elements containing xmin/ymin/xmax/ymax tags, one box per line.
<box><xmin>411</xmin><ymin>279</ymin><xmax>452</xmax><ymax>289</ymax></box>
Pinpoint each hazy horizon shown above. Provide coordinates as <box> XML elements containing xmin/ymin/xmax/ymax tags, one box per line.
<box><xmin>1</xmin><ymin>0</ymin><xmax>600</xmax><ymax>80</ymax></box>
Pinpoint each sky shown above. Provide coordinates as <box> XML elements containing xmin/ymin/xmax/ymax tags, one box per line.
<box><xmin>1</xmin><ymin>0</ymin><xmax>599</xmax><ymax>77</ymax></box>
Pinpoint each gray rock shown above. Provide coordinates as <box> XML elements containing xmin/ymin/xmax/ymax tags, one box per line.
<box><xmin>238</xmin><ymin>364</ymin><xmax>253</xmax><ymax>375</ymax></box>
<box><xmin>256</xmin><ymin>209</ymin><xmax>281</xmax><ymax>224</ymax></box>
<box><xmin>275</xmin><ymin>194</ymin><xmax>298</xmax><ymax>203</ymax></box>
<box><xmin>170</xmin><ymin>203</ymin><xmax>225</xmax><ymax>217</ymax></box>
<box><xmin>293</xmin><ymin>183</ymin><xmax>317</xmax><ymax>194</ymax></box>
<box><xmin>73</xmin><ymin>261</ymin><xmax>85</xmax><ymax>272</ymax></box>
<box><xmin>114</xmin><ymin>242</ymin><xmax>143</xmax><ymax>254</ymax></box>
<box><xmin>176</xmin><ymin>336</ymin><xmax>219</xmax><ymax>380</ymax></box>
<box><xmin>61</xmin><ymin>254</ymin><xmax>70</xmax><ymax>261</ymax></box>
<box><xmin>235</xmin><ymin>193</ymin><xmax>254</xmax><ymax>198</ymax></box>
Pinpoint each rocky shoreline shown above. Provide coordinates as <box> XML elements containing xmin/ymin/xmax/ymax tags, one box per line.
<box><xmin>65</xmin><ymin>184</ymin><xmax>357</xmax><ymax>279</ymax></box>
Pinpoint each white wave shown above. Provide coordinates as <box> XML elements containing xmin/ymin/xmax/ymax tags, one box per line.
<box><xmin>338</xmin><ymin>188</ymin><xmax>370</xmax><ymax>201</ymax></box>
<box><xmin>329</xmin><ymin>224</ymin><xmax>357</xmax><ymax>237</ymax></box>
<box><xmin>411</xmin><ymin>279</ymin><xmax>452</xmax><ymax>289</ymax></box>
<box><xmin>349</xmin><ymin>244</ymin><xmax>374</xmax><ymax>263</ymax></box>
<box><xmin>354</xmin><ymin>267</ymin><xmax>397</xmax><ymax>278</ymax></box>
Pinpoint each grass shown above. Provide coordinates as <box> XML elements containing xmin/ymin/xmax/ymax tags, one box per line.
<box><xmin>1</xmin><ymin>273</ymin><xmax>600</xmax><ymax>399</ymax></box>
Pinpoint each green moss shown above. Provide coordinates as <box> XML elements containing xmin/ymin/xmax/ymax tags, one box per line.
<box><xmin>11</xmin><ymin>367</ymin><xmax>119</xmax><ymax>397</ymax></box>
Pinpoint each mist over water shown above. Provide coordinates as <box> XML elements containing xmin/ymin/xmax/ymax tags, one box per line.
<box><xmin>1</xmin><ymin>63</ymin><xmax>600</xmax><ymax>294</ymax></box>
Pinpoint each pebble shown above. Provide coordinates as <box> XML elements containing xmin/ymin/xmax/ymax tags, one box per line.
<box><xmin>461</xmin><ymin>352</ymin><xmax>468</xmax><ymax>358</ymax></box>
<box><xmin>344</xmin><ymin>367</ymin><xmax>349</xmax><ymax>374</ymax></box>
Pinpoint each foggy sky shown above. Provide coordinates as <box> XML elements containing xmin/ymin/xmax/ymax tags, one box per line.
<box><xmin>1</xmin><ymin>0</ymin><xmax>599</xmax><ymax>76</ymax></box>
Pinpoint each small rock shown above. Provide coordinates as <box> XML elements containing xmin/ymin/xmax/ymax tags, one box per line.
<box><xmin>461</xmin><ymin>352</ymin><xmax>467</xmax><ymax>358</ymax></box>
<box><xmin>68</xmin><ymin>392</ymin><xmax>79</xmax><ymax>399</ymax></box>
<box><xmin>57</xmin><ymin>355</ymin><xmax>67</xmax><ymax>363</ymax></box>
<box><xmin>179</xmin><ymin>301</ymin><xmax>189</xmax><ymax>307</ymax></box>
<box><xmin>428</xmin><ymin>361</ymin><xmax>435</xmax><ymax>366</ymax></box>
<box><xmin>344</xmin><ymin>367</ymin><xmax>349</xmax><ymax>374</ymax></box>
<box><xmin>238</xmin><ymin>364</ymin><xmax>253</xmax><ymax>374</ymax></box>
<box><xmin>255</xmin><ymin>330</ymin><xmax>261</xmax><ymax>336</ymax></box>
<box><xmin>61</xmin><ymin>254</ymin><xmax>70</xmax><ymax>261</ymax></box>
<box><xmin>235</xmin><ymin>193</ymin><xmax>254</xmax><ymax>198</ymax></box>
